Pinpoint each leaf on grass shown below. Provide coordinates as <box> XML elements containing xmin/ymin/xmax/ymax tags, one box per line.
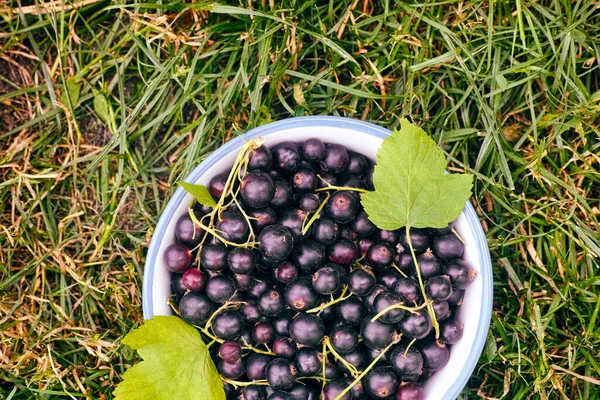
<box><xmin>114</xmin><ymin>316</ymin><xmax>225</xmax><ymax>400</ymax></box>
<box><xmin>361</xmin><ymin>119</ymin><xmax>473</xmax><ymax>230</ymax></box>
<box><xmin>60</xmin><ymin>78</ymin><xmax>81</xmax><ymax>107</ymax></box>
<box><xmin>93</xmin><ymin>91</ymin><xmax>111</xmax><ymax>124</ymax></box>
<box><xmin>178</xmin><ymin>181</ymin><xmax>217</xmax><ymax>208</ymax></box>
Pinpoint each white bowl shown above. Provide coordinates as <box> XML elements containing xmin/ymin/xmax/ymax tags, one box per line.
<box><xmin>143</xmin><ymin>116</ymin><xmax>493</xmax><ymax>399</ymax></box>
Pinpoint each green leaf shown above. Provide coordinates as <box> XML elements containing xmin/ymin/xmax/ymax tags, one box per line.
<box><xmin>177</xmin><ymin>181</ymin><xmax>217</xmax><ymax>208</ymax></box>
<box><xmin>60</xmin><ymin>78</ymin><xmax>81</xmax><ymax>107</ymax></box>
<box><xmin>114</xmin><ymin>316</ymin><xmax>225</xmax><ymax>400</ymax></box>
<box><xmin>93</xmin><ymin>91</ymin><xmax>111</xmax><ymax>124</ymax></box>
<box><xmin>361</xmin><ymin>119</ymin><xmax>473</xmax><ymax>230</ymax></box>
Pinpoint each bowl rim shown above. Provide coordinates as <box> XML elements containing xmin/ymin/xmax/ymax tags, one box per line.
<box><xmin>143</xmin><ymin>115</ymin><xmax>493</xmax><ymax>400</ymax></box>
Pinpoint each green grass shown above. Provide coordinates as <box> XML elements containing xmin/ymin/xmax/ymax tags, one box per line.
<box><xmin>0</xmin><ymin>0</ymin><xmax>599</xmax><ymax>398</ymax></box>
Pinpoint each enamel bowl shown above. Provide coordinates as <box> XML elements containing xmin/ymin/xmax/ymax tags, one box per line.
<box><xmin>143</xmin><ymin>116</ymin><xmax>493</xmax><ymax>399</ymax></box>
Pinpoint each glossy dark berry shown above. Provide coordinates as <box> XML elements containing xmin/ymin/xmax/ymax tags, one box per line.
<box><xmin>364</xmin><ymin>166</ymin><xmax>374</xmax><ymax>190</ymax></box>
<box><xmin>241</xmin><ymin>300</ymin><xmax>262</xmax><ymax>324</ymax></box>
<box><xmin>373</xmin><ymin>291</ymin><xmax>406</xmax><ymax>323</ymax></box>
<box><xmin>394</xmin><ymin>278</ymin><xmax>421</xmax><ymax>305</ymax></box>
<box><xmin>258</xmin><ymin>289</ymin><xmax>284</xmax><ymax>316</ymax></box>
<box><xmin>432</xmin><ymin>232</ymin><xmax>465</xmax><ymax>261</ymax></box>
<box><xmin>219</xmin><ymin>340</ymin><xmax>242</xmax><ymax>363</ymax></box>
<box><xmin>376</xmin><ymin>229</ymin><xmax>400</xmax><ymax>245</ymax></box>
<box><xmin>415</xmin><ymin>251</ymin><xmax>442</xmax><ymax>280</ymax></box>
<box><xmin>367</xmin><ymin>242</ymin><xmax>394</xmax><ymax>269</ymax></box>
<box><xmin>248</xmin><ymin>207</ymin><xmax>277</xmax><ymax>233</ymax></box>
<box><xmin>271</xmin><ymin>178</ymin><xmax>294</xmax><ymax>209</ymax></box>
<box><xmin>213</xmin><ymin>311</ymin><xmax>244</xmax><ymax>340</ymax></box>
<box><xmin>326</xmin><ymin>191</ymin><xmax>359</xmax><ymax>224</ymax></box>
<box><xmin>268</xmin><ymin>392</ymin><xmax>294</xmax><ymax>400</ymax></box>
<box><xmin>396</xmin><ymin>383</ymin><xmax>424</xmax><ymax>400</ymax></box>
<box><xmin>337</xmin><ymin>174</ymin><xmax>365</xmax><ymax>189</ymax></box>
<box><xmin>259</xmin><ymin>225</ymin><xmax>294</xmax><ymax>261</ymax></box>
<box><xmin>164</xmin><ymin>243</ymin><xmax>191</xmax><ymax>273</ymax></box>
<box><xmin>243</xmin><ymin>385</ymin><xmax>267</xmax><ymax>400</ymax></box>
<box><xmin>249</xmin><ymin>145</ymin><xmax>272</xmax><ymax>171</ymax></box>
<box><xmin>447</xmin><ymin>289</ymin><xmax>465</xmax><ymax>306</ymax></box>
<box><xmin>396</xmin><ymin>253</ymin><xmax>413</xmax><ymax>273</ymax></box>
<box><xmin>398</xmin><ymin>311</ymin><xmax>432</xmax><ymax>340</ymax></box>
<box><xmin>390</xmin><ymin>346</ymin><xmax>423</xmax><ymax>376</ymax></box>
<box><xmin>328</xmin><ymin>239</ymin><xmax>358</xmax><ymax>265</ymax></box>
<box><xmin>238</xmin><ymin>327</ymin><xmax>256</xmax><ymax>348</ymax></box>
<box><xmin>444</xmin><ymin>259</ymin><xmax>476</xmax><ymax>289</ymax></box>
<box><xmin>440</xmin><ymin>319</ymin><xmax>464</xmax><ymax>344</ymax></box>
<box><xmin>279</xmin><ymin>209</ymin><xmax>308</xmax><ymax>241</ymax></box>
<box><xmin>312</xmin><ymin>266</ymin><xmax>341</xmax><ymax>295</ymax></box>
<box><xmin>338</xmin><ymin>346</ymin><xmax>368</xmax><ymax>371</ymax></box>
<box><xmin>360</xmin><ymin>314</ymin><xmax>397</xmax><ymax>350</ymax></box>
<box><xmin>339</xmin><ymin>225</ymin><xmax>358</xmax><ymax>242</ymax></box>
<box><xmin>324</xmin><ymin>361</ymin><xmax>340</xmax><ymax>379</ymax></box>
<box><xmin>175</xmin><ymin>213</ymin><xmax>203</xmax><ymax>247</ymax></box>
<box><xmin>216</xmin><ymin>211</ymin><xmax>249</xmax><ymax>244</ymax></box>
<box><xmin>253</xmin><ymin>322</ymin><xmax>275</xmax><ymax>344</ymax></box>
<box><xmin>291</xmin><ymin>167</ymin><xmax>317</xmax><ymax>193</ymax></box>
<box><xmin>319</xmin><ymin>301</ymin><xmax>337</xmax><ymax>322</ymax></box>
<box><xmin>363</xmin><ymin>284</ymin><xmax>387</xmax><ymax>312</ymax></box>
<box><xmin>272</xmin><ymin>142</ymin><xmax>302</xmax><ymax>173</ymax></box>
<box><xmin>171</xmin><ymin>273</ymin><xmax>187</xmax><ymax>297</ymax></box>
<box><xmin>288</xmin><ymin>383</ymin><xmax>309</xmax><ymax>400</ymax></box>
<box><xmin>366</xmin><ymin>347</ymin><xmax>391</xmax><ymax>364</ymax></box>
<box><xmin>419</xmin><ymin>340</ymin><xmax>450</xmax><ymax>371</ymax></box>
<box><xmin>425</xmin><ymin>275</ymin><xmax>453</xmax><ymax>301</ymax></box>
<box><xmin>284</xmin><ymin>277</ymin><xmax>320</xmax><ymax>311</ymax></box>
<box><xmin>320</xmin><ymin>144</ymin><xmax>349</xmax><ymax>174</ymax></box>
<box><xmin>265</xmin><ymin>358</ymin><xmax>297</xmax><ymax>390</ymax></box>
<box><xmin>330</xmin><ymin>325</ymin><xmax>358</xmax><ymax>355</ymax></box>
<box><xmin>227</xmin><ymin>247</ymin><xmax>256</xmax><ymax>274</ymax></box>
<box><xmin>179</xmin><ymin>293</ymin><xmax>213</xmax><ymax>325</ymax></box>
<box><xmin>198</xmin><ymin>244</ymin><xmax>226</xmax><ymax>272</ymax></box>
<box><xmin>358</xmin><ymin>237</ymin><xmax>376</xmax><ymax>256</ymax></box>
<box><xmin>301</xmin><ymin>138</ymin><xmax>326</xmax><ymax>162</ymax></box>
<box><xmin>350</xmin><ymin>210</ymin><xmax>377</xmax><ymax>237</ymax></box>
<box><xmin>208</xmin><ymin>172</ymin><xmax>228</xmax><ymax>201</ymax></box>
<box><xmin>291</xmin><ymin>240</ymin><xmax>326</xmax><ymax>274</ymax></box>
<box><xmin>432</xmin><ymin>300</ymin><xmax>451</xmax><ymax>321</ymax></box>
<box><xmin>348</xmin><ymin>269</ymin><xmax>375</xmax><ymax>296</ymax></box>
<box><xmin>317</xmin><ymin>172</ymin><xmax>338</xmax><ymax>188</ymax></box>
<box><xmin>330</xmin><ymin>263</ymin><xmax>349</xmax><ymax>286</ymax></box>
<box><xmin>205</xmin><ymin>275</ymin><xmax>235</xmax><ymax>303</ymax></box>
<box><xmin>181</xmin><ymin>268</ymin><xmax>206</xmax><ymax>292</ymax></box>
<box><xmin>311</xmin><ymin>217</ymin><xmax>338</xmax><ymax>245</ymax></box>
<box><xmin>246</xmin><ymin>354</ymin><xmax>273</xmax><ymax>380</ymax></box>
<box><xmin>290</xmin><ymin>313</ymin><xmax>325</xmax><ymax>347</ymax></box>
<box><xmin>218</xmin><ymin>359</ymin><xmax>245</xmax><ymax>379</ymax></box>
<box><xmin>248</xmin><ymin>278</ymin><xmax>269</xmax><ymax>299</ymax></box>
<box><xmin>294</xmin><ymin>348</ymin><xmax>321</xmax><ymax>376</ymax></box>
<box><xmin>274</xmin><ymin>261</ymin><xmax>299</xmax><ymax>285</ymax></box>
<box><xmin>337</xmin><ymin>296</ymin><xmax>368</xmax><ymax>326</ymax></box>
<box><xmin>322</xmin><ymin>380</ymin><xmax>351</xmax><ymax>400</ymax></box>
<box><xmin>347</xmin><ymin>152</ymin><xmax>368</xmax><ymax>176</ymax></box>
<box><xmin>298</xmin><ymin>193</ymin><xmax>321</xmax><ymax>212</ymax></box>
<box><xmin>377</xmin><ymin>269</ymin><xmax>401</xmax><ymax>290</ymax></box>
<box><xmin>271</xmin><ymin>312</ymin><xmax>293</xmax><ymax>338</ymax></box>
<box><xmin>273</xmin><ymin>337</ymin><xmax>297</xmax><ymax>359</ymax></box>
<box><xmin>241</xmin><ymin>171</ymin><xmax>276</xmax><ymax>208</ymax></box>
<box><xmin>365</xmin><ymin>367</ymin><xmax>399</xmax><ymax>399</ymax></box>
<box><xmin>398</xmin><ymin>228</ymin><xmax>431</xmax><ymax>254</ymax></box>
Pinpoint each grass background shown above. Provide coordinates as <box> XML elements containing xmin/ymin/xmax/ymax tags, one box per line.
<box><xmin>1</xmin><ymin>0</ymin><xmax>599</xmax><ymax>398</ymax></box>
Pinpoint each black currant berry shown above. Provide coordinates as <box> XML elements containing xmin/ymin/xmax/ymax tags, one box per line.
<box><xmin>377</xmin><ymin>269</ymin><xmax>401</xmax><ymax>290</ymax></box>
<box><xmin>216</xmin><ymin>211</ymin><xmax>250</xmax><ymax>244</ymax></box>
<box><xmin>444</xmin><ymin>259</ymin><xmax>476</xmax><ymax>289</ymax></box>
<box><xmin>398</xmin><ymin>311</ymin><xmax>432</xmax><ymax>340</ymax></box>
<box><xmin>248</xmin><ymin>145</ymin><xmax>272</xmax><ymax>171</ymax></box>
<box><xmin>268</xmin><ymin>391</ymin><xmax>294</xmax><ymax>400</ymax></box>
<box><xmin>347</xmin><ymin>151</ymin><xmax>368</xmax><ymax>176</ymax></box>
<box><xmin>289</xmin><ymin>313</ymin><xmax>325</xmax><ymax>347</ymax></box>
<box><xmin>348</xmin><ymin>269</ymin><xmax>375</xmax><ymax>296</ymax></box>
<box><xmin>367</xmin><ymin>242</ymin><xmax>394</xmax><ymax>269</ymax></box>
<box><xmin>363</xmin><ymin>284</ymin><xmax>387</xmax><ymax>312</ymax></box>
<box><xmin>175</xmin><ymin>213</ymin><xmax>203</xmax><ymax>247</ymax></box>
<box><xmin>298</xmin><ymin>193</ymin><xmax>321</xmax><ymax>212</ymax></box>
<box><xmin>327</xmin><ymin>239</ymin><xmax>358</xmax><ymax>265</ymax></box>
<box><xmin>218</xmin><ymin>359</ymin><xmax>245</xmax><ymax>379</ymax></box>
<box><xmin>311</xmin><ymin>217</ymin><xmax>339</xmax><ymax>246</ymax></box>
<box><xmin>182</xmin><ymin>268</ymin><xmax>206</xmax><ymax>292</ymax></box>
<box><xmin>227</xmin><ymin>247</ymin><xmax>256</xmax><ymax>274</ymax></box>
<box><xmin>364</xmin><ymin>367</ymin><xmax>399</xmax><ymax>399</ymax></box>
<box><xmin>398</xmin><ymin>228</ymin><xmax>431</xmax><ymax>254</ymax></box>
<box><xmin>312</xmin><ymin>266</ymin><xmax>341</xmax><ymax>295</ymax></box>
<box><xmin>326</xmin><ymin>191</ymin><xmax>359</xmax><ymax>224</ymax></box>
<box><xmin>396</xmin><ymin>383</ymin><xmax>425</xmax><ymax>400</ymax></box>
<box><xmin>171</xmin><ymin>273</ymin><xmax>187</xmax><ymax>297</ymax></box>
<box><xmin>425</xmin><ymin>275</ymin><xmax>453</xmax><ymax>301</ymax></box>
<box><xmin>317</xmin><ymin>172</ymin><xmax>338</xmax><ymax>188</ymax></box>
<box><xmin>373</xmin><ymin>291</ymin><xmax>406</xmax><ymax>323</ymax></box>
<box><xmin>265</xmin><ymin>358</ymin><xmax>297</xmax><ymax>390</ymax></box>
<box><xmin>418</xmin><ymin>340</ymin><xmax>450</xmax><ymax>371</ymax></box>
<box><xmin>432</xmin><ymin>232</ymin><xmax>465</xmax><ymax>261</ymax></box>
<box><xmin>447</xmin><ymin>289</ymin><xmax>465</xmax><ymax>306</ymax></box>
<box><xmin>393</xmin><ymin>278</ymin><xmax>421</xmax><ymax>305</ymax></box>
<box><xmin>291</xmin><ymin>167</ymin><xmax>317</xmax><ymax>193</ymax></box>
<box><xmin>440</xmin><ymin>319</ymin><xmax>464</xmax><ymax>344</ymax></box>
<box><xmin>243</xmin><ymin>385</ymin><xmax>267</xmax><ymax>400</ymax></box>
<box><xmin>390</xmin><ymin>345</ymin><xmax>423</xmax><ymax>376</ymax></box>
<box><xmin>253</xmin><ymin>322</ymin><xmax>275</xmax><ymax>344</ymax></box>
<box><xmin>337</xmin><ymin>296</ymin><xmax>368</xmax><ymax>326</ymax></box>
<box><xmin>320</xmin><ymin>144</ymin><xmax>349</xmax><ymax>174</ymax></box>
<box><xmin>360</xmin><ymin>314</ymin><xmax>397</xmax><ymax>350</ymax></box>
<box><xmin>212</xmin><ymin>311</ymin><xmax>244</xmax><ymax>340</ymax></box>
<box><xmin>271</xmin><ymin>178</ymin><xmax>294</xmax><ymax>209</ymax></box>
<box><xmin>291</xmin><ymin>239</ymin><xmax>326</xmax><ymax>274</ymax></box>
<box><xmin>284</xmin><ymin>277</ymin><xmax>320</xmax><ymax>312</ymax></box>
<box><xmin>218</xmin><ymin>340</ymin><xmax>242</xmax><ymax>363</ymax></box>
<box><xmin>248</xmin><ymin>207</ymin><xmax>277</xmax><ymax>233</ymax></box>
<box><xmin>330</xmin><ymin>325</ymin><xmax>358</xmax><ymax>355</ymax></box>
<box><xmin>415</xmin><ymin>251</ymin><xmax>442</xmax><ymax>280</ymax></box>
<box><xmin>248</xmin><ymin>279</ymin><xmax>269</xmax><ymax>299</ymax></box>
<box><xmin>246</xmin><ymin>353</ymin><xmax>273</xmax><ymax>380</ymax></box>
<box><xmin>241</xmin><ymin>300</ymin><xmax>261</xmax><ymax>324</ymax></box>
<box><xmin>205</xmin><ymin>275</ymin><xmax>235</xmax><ymax>303</ymax></box>
<box><xmin>164</xmin><ymin>243</ymin><xmax>191</xmax><ymax>273</ymax></box>
<box><xmin>338</xmin><ymin>346</ymin><xmax>368</xmax><ymax>371</ymax></box>
<box><xmin>322</xmin><ymin>380</ymin><xmax>351</xmax><ymax>400</ymax></box>
<box><xmin>376</xmin><ymin>229</ymin><xmax>399</xmax><ymax>245</ymax></box>
<box><xmin>272</xmin><ymin>142</ymin><xmax>302</xmax><ymax>174</ymax></box>
<box><xmin>274</xmin><ymin>261</ymin><xmax>299</xmax><ymax>285</ymax></box>
<box><xmin>432</xmin><ymin>300</ymin><xmax>451</xmax><ymax>321</ymax></box>
<box><xmin>301</xmin><ymin>138</ymin><xmax>326</xmax><ymax>162</ymax></box>
<box><xmin>200</xmin><ymin>243</ymin><xmax>229</xmax><ymax>271</ymax></box>
<box><xmin>288</xmin><ymin>383</ymin><xmax>309</xmax><ymax>400</ymax></box>
<box><xmin>273</xmin><ymin>337</ymin><xmax>297</xmax><ymax>359</ymax></box>
<box><xmin>294</xmin><ymin>348</ymin><xmax>322</xmax><ymax>376</ymax></box>
<box><xmin>259</xmin><ymin>225</ymin><xmax>294</xmax><ymax>261</ymax></box>
<box><xmin>258</xmin><ymin>289</ymin><xmax>284</xmax><ymax>316</ymax></box>
<box><xmin>279</xmin><ymin>209</ymin><xmax>308</xmax><ymax>241</ymax></box>
<box><xmin>208</xmin><ymin>172</ymin><xmax>228</xmax><ymax>200</ymax></box>
<box><xmin>179</xmin><ymin>293</ymin><xmax>214</xmax><ymax>325</ymax></box>
<box><xmin>242</xmin><ymin>171</ymin><xmax>276</xmax><ymax>208</ymax></box>
<box><xmin>358</xmin><ymin>237</ymin><xmax>376</xmax><ymax>256</ymax></box>
<box><xmin>349</xmin><ymin>210</ymin><xmax>377</xmax><ymax>237</ymax></box>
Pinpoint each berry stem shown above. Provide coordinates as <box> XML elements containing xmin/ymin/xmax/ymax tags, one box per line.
<box><xmin>301</xmin><ymin>192</ymin><xmax>331</xmax><ymax>234</ymax></box>
<box><xmin>221</xmin><ymin>378</ymin><xmax>269</xmax><ymax>387</ymax></box>
<box><xmin>241</xmin><ymin>338</ymin><xmax>275</xmax><ymax>356</ymax></box>
<box><xmin>370</xmin><ymin>301</ymin><xmax>429</xmax><ymax>323</ymax></box>
<box><xmin>324</xmin><ymin>337</ymin><xmax>360</xmax><ymax>378</ymax></box>
<box><xmin>334</xmin><ymin>338</ymin><xmax>398</xmax><ymax>400</ymax></box>
<box><xmin>321</xmin><ymin>340</ymin><xmax>328</xmax><ymax>393</ymax></box>
<box><xmin>405</xmin><ymin>226</ymin><xmax>440</xmax><ymax>338</ymax></box>
<box><xmin>314</xmin><ymin>184</ymin><xmax>369</xmax><ymax>194</ymax></box>
<box><xmin>306</xmin><ymin>286</ymin><xmax>352</xmax><ymax>314</ymax></box>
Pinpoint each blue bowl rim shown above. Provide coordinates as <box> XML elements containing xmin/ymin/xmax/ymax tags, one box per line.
<box><xmin>142</xmin><ymin>115</ymin><xmax>493</xmax><ymax>400</ymax></box>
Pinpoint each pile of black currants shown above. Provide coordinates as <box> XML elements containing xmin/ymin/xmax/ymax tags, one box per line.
<box><xmin>164</xmin><ymin>138</ymin><xmax>475</xmax><ymax>400</ymax></box>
